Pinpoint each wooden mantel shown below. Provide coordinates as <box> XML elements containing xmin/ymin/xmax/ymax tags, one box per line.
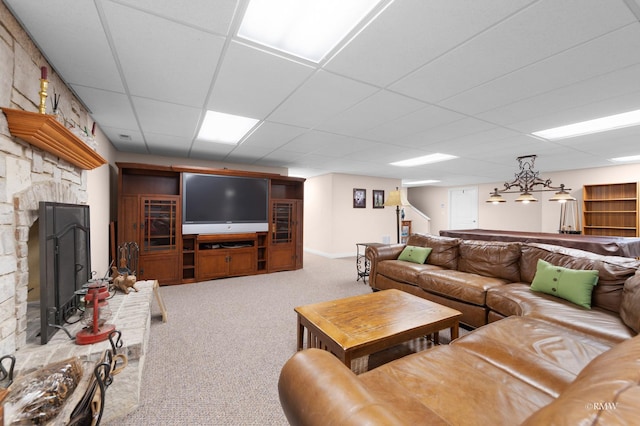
<box><xmin>1</xmin><ymin>108</ymin><xmax>107</xmax><ymax>170</ymax></box>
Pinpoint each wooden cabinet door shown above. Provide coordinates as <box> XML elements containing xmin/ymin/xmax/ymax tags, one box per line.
<box><xmin>139</xmin><ymin>254</ymin><xmax>180</xmax><ymax>284</ymax></box>
<box><xmin>270</xmin><ymin>201</ymin><xmax>296</xmax><ymax>271</ymax></box>
<box><xmin>118</xmin><ymin>195</ymin><xmax>140</xmax><ymax>245</ymax></box>
<box><xmin>228</xmin><ymin>248</ymin><xmax>257</xmax><ymax>276</ymax></box>
<box><xmin>197</xmin><ymin>250</ymin><xmax>229</xmax><ymax>280</ymax></box>
<box><xmin>140</xmin><ymin>196</ymin><xmax>179</xmax><ymax>254</ymax></box>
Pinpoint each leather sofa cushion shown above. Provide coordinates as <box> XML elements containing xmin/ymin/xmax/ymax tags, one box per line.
<box><xmin>620</xmin><ymin>271</ymin><xmax>640</xmax><ymax>333</ymax></box>
<box><xmin>406</xmin><ymin>233</ymin><xmax>460</xmax><ymax>269</ymax></box>
<box><xmin>359</xmin><ymin>343</ymin><xmax>553</xmax><ymax>426</ymax></box>
<box><xmin>486</xmin><ymin>284</ymin><xmax>635</xmax><ymax>343</ymax></box>
<box><xmin>520</xmin><ymin>243</ymin><xmax>640</xmax><ymax>313</ymax></box>
<box><xmin>522</xmin><ymin>333</ymin><xmax>640</xmax><ymax>425</ymax></box>
<box><xmin>458</xmin><ymin>240</ymin><xmax>521</xmax><ymax>282</ymax></box>
<box><xmin>451</xmin><ymin>316</ymin><xmax>615</xmax><ymax>397</ymax></box>
<box><xmin>417</xmin><ymin>269</ymin><xmax>508</xmax><ymax>306</ymax></box>
<box><xmin>278</xmin><ymin>348</ymin><xmax>413</xmax><ymax>426</ymax></box>
<box><xmin>377</xmin><ymin>260</ymin><xmax>443</xmax><ymax>285</ymax></box>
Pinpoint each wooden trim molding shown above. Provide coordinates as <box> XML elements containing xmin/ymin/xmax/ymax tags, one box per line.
<box><xmin>1</xmin><ymin>108</ymin><xmax>107</xmax><ymax>170</ymax></box>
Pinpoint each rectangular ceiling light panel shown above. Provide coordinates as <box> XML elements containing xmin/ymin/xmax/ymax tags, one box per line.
<box><xmin>610</xmin><ymin>154</ymin><xmax>640</xmax><ymax>163</ymax></box>
<box><xmin>532</xmin><ymin>109</ymin><xmax>640</xmax><ymax>140</ymax></box>
<box><xmin>197</xmin><ymin>111</ymin><xmax>259</xmax><ymax>145</ymax></box>
<box><xmin>238</xmin><ymin>0</ymin><xmax>383</xmax><ymax>63</ymax></box>
<box><xmin>391</xmin><ymin>153</ymin><xmax>457</xmax><ymax>167</ymax></box>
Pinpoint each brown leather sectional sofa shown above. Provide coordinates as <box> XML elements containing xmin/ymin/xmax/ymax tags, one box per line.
<box><xmin>278</xmin><ymin>233</ymin><xmax>640</xmax><ymax>425</ymax></box>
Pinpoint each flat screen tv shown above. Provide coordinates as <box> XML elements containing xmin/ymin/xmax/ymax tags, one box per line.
<box><xmin>182</xmin><ymin>173</ymin><xmax>269</xmax><ymax>234</ymax></box>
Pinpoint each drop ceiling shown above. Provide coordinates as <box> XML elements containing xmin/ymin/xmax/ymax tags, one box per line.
<box><xmin>5</xmin><ymin>0</ymin><xmax>640</xmax><ymax>186</ymax></box>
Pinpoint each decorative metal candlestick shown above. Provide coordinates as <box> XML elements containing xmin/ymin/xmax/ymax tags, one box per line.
<box><xmin>39</xmin><ymin>66</ymin><xmax>48</xmax><ymax>114</ymax></box>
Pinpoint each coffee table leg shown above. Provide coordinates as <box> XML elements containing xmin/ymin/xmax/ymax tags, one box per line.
<box><xmin>450</xmin><ymin>322</ymin><xmax>459</xmax><ymax>340</ymax></box>
<box><xmin>297</xmin><ymin>316</ymin><xmax>304</xmax><ymax>351</ymax></box>
<box><xmin>343</xmin><ymin>352</ymin><xmax>351</xmax><ymax>368</ymax></box>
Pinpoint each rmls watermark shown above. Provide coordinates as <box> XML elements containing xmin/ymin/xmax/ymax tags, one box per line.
<box><xmin>586</xmin><ymin>402</ymin><xmax>618</xmax><ymax>410</ymax></box>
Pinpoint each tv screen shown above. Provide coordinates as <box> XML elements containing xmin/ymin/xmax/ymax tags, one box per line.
<box><xmin>182</xmin><ymin>173</ymin><xmax>269</xmax><ymax>234</ymax></box>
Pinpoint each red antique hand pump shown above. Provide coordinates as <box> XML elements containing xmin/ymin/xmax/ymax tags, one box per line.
<box><xmin>76</xmin><ymin>282</ymin><xmax>115</xmax><ymax>345</ymax></box>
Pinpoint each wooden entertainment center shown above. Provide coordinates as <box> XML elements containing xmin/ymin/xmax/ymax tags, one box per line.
<box><xmin>117</xmin><ymin>163</ymin><xmax>304</xmax><ymax>285</ymax></box>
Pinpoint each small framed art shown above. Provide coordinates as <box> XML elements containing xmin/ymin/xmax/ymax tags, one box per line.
<box><xmin>353</xmin><ymin>188</ymin><xmax>366</xmax><ymax>208</ymax></box>
<box><xmin>373</xmin><ymin>190</ymin><xmax>385</xmax><ymax>208</ymax></box>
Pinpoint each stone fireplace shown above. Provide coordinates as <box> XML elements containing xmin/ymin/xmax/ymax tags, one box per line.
<box><xmin>2</xmin><ymin>155</ymin><xmax>87</xmax><ymax>353</ymax></box>
<box><xmin>15</xmin><ymin>180</ymin><xmax>86</xmax><ymax>345</ymax></box>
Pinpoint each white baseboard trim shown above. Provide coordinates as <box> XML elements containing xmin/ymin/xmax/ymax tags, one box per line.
<box><xmin>304</xmin><ymin>248</ymin><xmax>356</xmax><ymax>259</ymax></box>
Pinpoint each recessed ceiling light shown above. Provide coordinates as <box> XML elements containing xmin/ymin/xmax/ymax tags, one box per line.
<box><xmin>390</xmin><ymin>153</ymin><xmax>457</xmax><ymax>167</ymax></box>
<box><xmin>237</xmin><ymin>0</ymin><xmax>384</xmax><ymax>63</ymax></box>
<box><xmin>197</xmin><ymin>111</ymin><xmax>259</xmax><ymax>145</ymax></box>
<box><xmin>610</xmin><ymin>154</ymin><xmax>640</xmax><ymax>163</ymax></box>
<box><xmin>532</xmin><ymin>109</ymin><xmax>640</xmax><ymax>140</ymax></box>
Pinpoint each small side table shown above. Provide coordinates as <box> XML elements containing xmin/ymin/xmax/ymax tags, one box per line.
<box><xmin>356</xmin><ymin>242</ymin><xmax>384</xmax><ymax>284</ymax></box>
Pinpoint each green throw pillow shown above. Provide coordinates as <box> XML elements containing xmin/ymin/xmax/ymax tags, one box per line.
<box><xmin>398</xmin><ymin>246</ymin><xmax>432</xmax><ymax>264</ymax></box>
<box><xmin>530</xmin><ymin>259</ymin><xmax>599</xmax><ymax>309</ymax></box>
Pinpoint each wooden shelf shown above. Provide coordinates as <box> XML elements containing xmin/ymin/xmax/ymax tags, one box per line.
<box><xmin>1</xmin><ymin>108</ymin><xmax>106</xmax><ymax>170</ymax></box>
<box><xmin>583</xmin><ymin>182</ymin><xmax>639</xmax><ymax>237</ymax></box>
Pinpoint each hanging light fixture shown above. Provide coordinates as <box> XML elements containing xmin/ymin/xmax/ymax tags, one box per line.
<box><xmin>486</xmin><ymin>155</ymin><xmax>575</xmax><ymax>204</ymax></box>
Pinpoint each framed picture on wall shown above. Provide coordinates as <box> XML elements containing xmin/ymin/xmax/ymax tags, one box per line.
<box><xmin>373</xmin><ymin>190</ymin><xmax>385</xmax><ymax>208</ymax></box>
<box><xmin>353</xmin><ymin>188</ymin><xmax>366</xmax><ymax>208</ymax></box>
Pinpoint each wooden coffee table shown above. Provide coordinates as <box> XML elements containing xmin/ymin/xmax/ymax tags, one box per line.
<box><xmin>295</xmin><ymin>289</ymin><xmax>462</xmax><ymax>368</ymax></box>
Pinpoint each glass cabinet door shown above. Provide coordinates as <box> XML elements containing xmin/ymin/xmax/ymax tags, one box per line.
<box><xmin>272</xmin><ymin>202</ymin><xmax>293</xmax><ymax>244</ymax></box>
<box><xmin>141</xmin><ymin>197</ymin><xmax>177</xmax><ymax>252</ymax></box>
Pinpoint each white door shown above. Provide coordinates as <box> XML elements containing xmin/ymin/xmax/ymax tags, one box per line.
<box><xmin>449</xmin><ymin>187</ymin><xmax>478</xmax><ymax>229</ymax></box>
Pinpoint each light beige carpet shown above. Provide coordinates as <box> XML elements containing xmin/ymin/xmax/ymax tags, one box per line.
<box><xmin>106</xmin><ymin>253</ymin><xmax>463</xmax><ymax>425</ymax></box>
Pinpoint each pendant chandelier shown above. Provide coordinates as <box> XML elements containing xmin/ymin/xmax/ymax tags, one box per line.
<box><xmin>486</xmin><ymin>155</ymin><xmax>575</xmax><ymax>204</ymax></box>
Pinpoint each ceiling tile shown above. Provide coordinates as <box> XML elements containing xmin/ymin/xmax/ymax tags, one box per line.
<box><xmin>241</xmin><ymin>121</ymin><xmax>308</xmax><ymax>150</ymax></box>
<box><xmin>208</xmin><ymin>41</ymin><xmax>315</xmax><ymax>119</ymax></box>
<box><xmin>269</xmin><ymin>70</ymin><xmax>378</xmax><ymax>128</ymax></box>
<box><xmin>399</xmin><ymin>118</ymin><xmax>497</xmax><ymax>149</ymax></box>
<box><xmin>145</xmin><ymin>133</ymin><xmax>192</xmax><ymax>157</ymax></box>
<box><xmin>101</xmin><ymin>126</ymin><xmax>147</xmax><ymax>153</ymax></box>
<box><xmin>132</xmin><ymin>97</ymin><xmax>201</xmax><ymax>138</ymax></box>
<box><xmin>442</xmin><ymin>24</ymin><xmax>640</xmax><ymax>115</ymax></box>
<box><xmin>325</xmin><ymin>0</ymin><xmax>536</xmax><ymax>87</ymax></box>
<box><xmin>359</xmin><ymin>104</ymin><xmax>465</xmax><ymax>143</ymax></box>
<box><xmin>316</xmin><ymin>90</ymin><xmax>427</xmax><ymax>136</ymax></box>
<box><xmin>103</xmin><ymin>1</ymin><xmax>225</xmax><ymax>107</ymax></box>
<box><xmin>480</xmin><ymin>64</ymin><xmax>640</xmax><ymax>128</ymax></box>
<box><xmin>5</xmin><ymin>0</ymin><xmax>124</xmax><ymax>92</ymax></box>
<box><xmin>391</xmin><ymin>0</ymin><xmax>636</xmax><ymax>103</ymax></box>
<box><xmin>112</xmin><ymin>0</ymin><xmax>238</xmax><ymax>35</ymax></box>
<box><xmin>71</xmin><ymin>85</ymin><xmax>138</xmax><ymax>130</ymax></box>
<box><xmin>189</xmin><ymin>139</ymin><xmax>237</xmax><ymax>159</ymax></box>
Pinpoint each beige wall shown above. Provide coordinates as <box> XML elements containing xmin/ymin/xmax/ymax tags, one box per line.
<box><xmin>304</xmin><ymin>173</ymin><xmax>403</xmax><ymax>257</ymax></box>
<box><xmin>409</xmin><ymin>163</ymin><xmax>640</xmax><ymax>235</ymax></box>
<box><xmin>87</xmin><ymin>128</ymin><xmax>117</xmax><ymax>276</ymax></box>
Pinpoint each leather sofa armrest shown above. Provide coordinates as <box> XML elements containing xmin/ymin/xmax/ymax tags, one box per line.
<box><xmin>366</xmin><ymin>244</ymin><xmax>405</xmax><ymax>288</ymax></box>
<box><xmin>278</xmin><ymin>349</ymin><xmax>404</xmax><ymax>426</ymax></box>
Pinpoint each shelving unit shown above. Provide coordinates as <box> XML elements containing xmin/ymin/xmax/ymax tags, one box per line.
<box><xmin>583</xmin><ymin>182</ymin><xmax>639</xmax><ymax>237</ymax></box>
<box><xmin>401</xmin><ymin>220</ymin><xmax>412</xmax><ymax>244</ymax></box>
<box><xmin>257</xmin><ymin>232</ymin><xmax>268</xmax><ymax>273</ymax></box>
<box><xmin>117</xmin><ymin>163</ymin><xmax>304</xmax><ymax>285</ymax></box>
<box><xmin>181</xmin><ymin>235</ymin><xmax>196</xmax><ymax>282</ymax></box>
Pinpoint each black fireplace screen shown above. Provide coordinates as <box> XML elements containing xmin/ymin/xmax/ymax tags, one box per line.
<box><xmin>39</xmin><ymin>202</ymin><xmax>91</xmax><ymax>344</ymax></box>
